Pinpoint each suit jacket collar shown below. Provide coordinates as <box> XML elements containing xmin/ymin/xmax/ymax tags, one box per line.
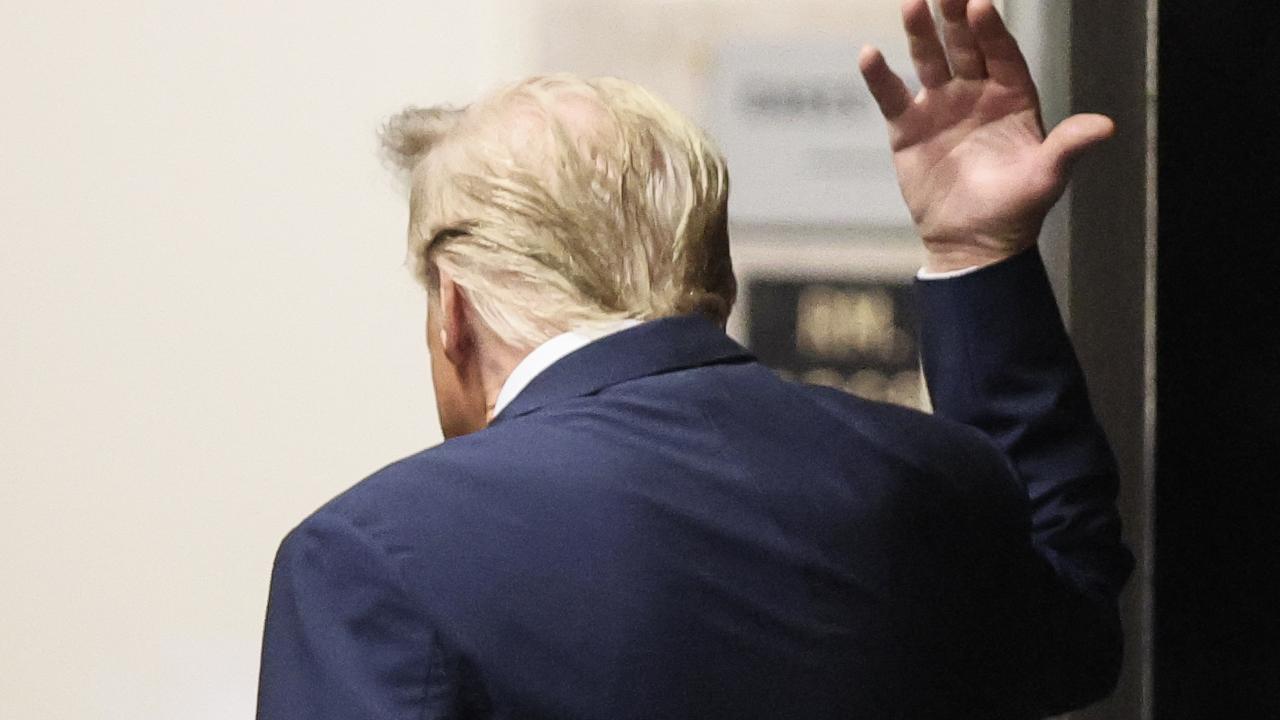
<box><xmin>489</xmin><ymin>314</ymin><xmax>755</xmax><ymax>425</ymax></box>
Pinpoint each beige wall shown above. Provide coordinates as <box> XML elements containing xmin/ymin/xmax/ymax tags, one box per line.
<box><xmin>0</xmin><ymin>2</ymin><xmax>533</xmax><ymax>717</ymax></box>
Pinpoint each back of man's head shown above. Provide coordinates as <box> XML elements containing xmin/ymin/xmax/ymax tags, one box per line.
<box><xmin>381</xmin><ymin>75</ymin><xmax>737</xmax><ymax>352</ymax></box>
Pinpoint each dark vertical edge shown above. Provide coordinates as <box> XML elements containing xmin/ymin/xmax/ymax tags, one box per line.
<box><xmin>1064</xmin><ymin>1</ymin><xmax>1155</xmax><ymax>718</ymax></box>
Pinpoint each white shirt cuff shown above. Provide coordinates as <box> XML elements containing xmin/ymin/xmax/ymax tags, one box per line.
<box><xmin>916</xmin><ymin>265</ymin><xmax>982</xmax><ymax>281</ymax></box>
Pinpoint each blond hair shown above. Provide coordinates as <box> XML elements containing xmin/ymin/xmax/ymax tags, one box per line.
<box><xmin>380</xmin><ymin>75</ymin><xmax>736</xmax><ymax>351</ymax></box>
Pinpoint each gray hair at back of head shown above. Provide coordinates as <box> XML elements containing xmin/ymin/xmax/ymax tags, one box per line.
<box><xmin>380</xmin><ymin>74</ymin><xmax>736</xmax><ymax>351</ymax></box>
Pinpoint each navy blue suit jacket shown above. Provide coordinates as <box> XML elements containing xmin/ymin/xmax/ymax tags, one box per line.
<box><xmin>258</xmin><ymin>249</ymin><xmax>1132</xmax><ymax>719</ymax></box>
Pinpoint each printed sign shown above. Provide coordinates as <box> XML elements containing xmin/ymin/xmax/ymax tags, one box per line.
<box><xmin>707</xmin><ymin>40</ymin><xmax>916</xmax><ymax>227</ymax></box>
<box><xmin>726</xmin><ymin>239</ymin><xmax>929</xmax><ymax>411</ymax></box>
<box><xmin>746</xmin><ymin>277</ymin><xmax>927</xmax><ymax>410</ymax></box>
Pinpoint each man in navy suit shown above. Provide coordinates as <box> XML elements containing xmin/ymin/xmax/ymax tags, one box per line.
<box><xmin>257</xmin><ymin>1</ymin><xmax>1132</xmax><ymax>717</ymax></box>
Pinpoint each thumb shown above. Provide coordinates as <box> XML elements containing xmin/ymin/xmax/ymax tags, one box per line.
<box><xmin>1041</xmin><ymin>113</ymin><xmax>1116</xmax><ymax>174</ymax></box>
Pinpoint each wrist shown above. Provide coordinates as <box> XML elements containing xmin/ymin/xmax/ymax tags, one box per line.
<box><xmin>922</xmin><ymin>243</ymin><xmax>1035</xmax><ymax>274</ymax></box>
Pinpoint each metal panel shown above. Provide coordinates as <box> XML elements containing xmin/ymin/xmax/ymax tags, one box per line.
<box><xmin>1004</xmin><ymin>0</ymin><xmax>1158</xmax><ymax>717</ymax></box>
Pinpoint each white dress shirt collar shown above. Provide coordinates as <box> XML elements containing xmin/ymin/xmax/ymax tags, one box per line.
<box><xmin>491</xmin><ymin>320</ymin><xmax>641</xmax><ymax>419</ymax></box>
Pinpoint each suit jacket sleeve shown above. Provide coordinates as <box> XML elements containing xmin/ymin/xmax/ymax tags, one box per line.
<box><xmin>257</xmin><ymin>509</ymin><xmax>430</xmax><ymax>720</ymax></box>
<box><xmin>915</xmin><ymin>248</ymin><xmax>1135</xmax><ymax>714</ymax></box>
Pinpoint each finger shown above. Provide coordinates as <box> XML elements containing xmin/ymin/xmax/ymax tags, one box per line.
<box><xmin>859</xmin><ymin>46</ymin><xmax>913</xmax><ymax>120</ymax></box>
<box><xmin>1042</xmin><ymin>113</ymin><xmax>1116</xmax><ymax>173</ymax></box>
<box><xmin>968</xmin><ymin>0</ymin><xmax>1033</xmax><ymax>88</ymax></box>
<box><xmin>940</xmin><ymin>0</ymin><xmax>986</xmax><ymax>80</ymax></box>
<box><xmin>902</xmin><ymin>0</ymin><xmax>951</xmax><ymax>88</ymax></box>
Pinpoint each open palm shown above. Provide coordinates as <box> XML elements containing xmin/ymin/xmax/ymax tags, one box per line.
<box><xmin>860</xmin><ymin>0</ymin><xmax>1114</xmax><ymax>271</ymax></box>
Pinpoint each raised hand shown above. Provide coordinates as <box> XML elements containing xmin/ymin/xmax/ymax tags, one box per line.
<box><xmin>860</xmin><ymin>0</ymin><xmax>1114</xmax><ymax>272</ymax></box>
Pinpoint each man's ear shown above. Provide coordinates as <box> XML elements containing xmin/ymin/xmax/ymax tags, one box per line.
<box><xmin>436</xmin><ymin>270</ymin><xmax>474</xmax><ymax>368</ymax></box>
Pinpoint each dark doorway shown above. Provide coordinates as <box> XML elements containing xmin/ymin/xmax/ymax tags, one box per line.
<box><xmin>1154</xmin><ymin>3</ymin><xmax>1280</xmax><ymax>717</ymax></box>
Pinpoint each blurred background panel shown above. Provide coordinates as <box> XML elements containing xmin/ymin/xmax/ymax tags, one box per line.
<box><xmin>736</xmin><ymin>243</ymin><xmax>930</xmax><ymax>412</ymax></box>
<box><xmin>537</xmin><ymin>0</ymin><xmax>915</xmax><ymax>226</ymax></box>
